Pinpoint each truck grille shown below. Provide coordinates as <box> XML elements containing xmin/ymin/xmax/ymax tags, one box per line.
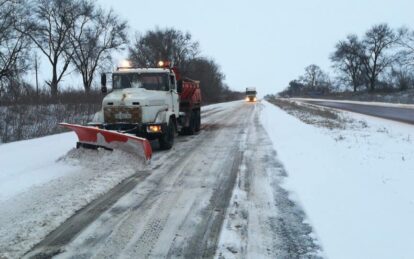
<box><xmin>104</xmin><ymin>107</ymin><xmax>142</xmax><ymax>124</ymax></box>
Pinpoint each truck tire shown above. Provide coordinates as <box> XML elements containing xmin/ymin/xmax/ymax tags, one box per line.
<box><xmin>182</xmin><ymin>111</ymin><xmax>195</xmax><ymax>135</ymax></box>
<box><xmin>187</xmin><ymin>111</ymin><xmax>196</xmax><ymax>135</ymax></box>
<box><xmin>194</xmin><ymin>110</ymin><xmax>201</xmax><ymax>132</ymax></box>
<box><xmin>159</xmin><ymin>118</ymin><xmax>174</xmax><ymax>150</ymax></box>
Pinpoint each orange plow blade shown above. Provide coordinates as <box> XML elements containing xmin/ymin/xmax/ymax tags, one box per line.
<box><xmin>59</xmin><ymin>123</ymin><xmax>152</xmax><ymax>161</ymax></box>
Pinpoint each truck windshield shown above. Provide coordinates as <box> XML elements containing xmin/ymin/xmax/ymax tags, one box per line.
<box><xmin>246</xmin><ymin>91</ymin><xmax>256</xmax><ymax>95</ymax></box>
<box><xmin>112</xmin><ymin>73</ymin><xmax>169</xmax><ymax>91</ymax></box>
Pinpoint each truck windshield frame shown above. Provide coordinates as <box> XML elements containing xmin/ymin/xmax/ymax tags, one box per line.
<box><xmin>112</xmin><ymin>73</ymin><xmax>169</xmax><ymax>91</ymax></box>
<box><xmin>246</xmin><ymin>91</ymin><xmax>257</xmax><ymax>95</ymax></box>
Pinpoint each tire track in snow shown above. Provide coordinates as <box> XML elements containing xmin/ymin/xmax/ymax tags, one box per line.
<box><xmin>25</xmin><ymin>102</ymin><xmax>241</xmax><ymax>258</ymax></box>
<box><xmin>119</xmin><ymin>103</ymin><xmax>250</xmax><ymax>258</ymax></box>
<box><xmin>35</xmin><ymin>101</ymin><xmax>247</xmax><ymax>258</ymax></box>
<box><xmin>25</xmin><ymin>170</ymin><xmax>151</xmax><ymax>258</ymax></box>
<box><xmin>215</xmin><ymin>103</ymin><xmax>323</xmax><ymax>258</ymax></box>
<box><xmin>25</xmin><ymin>101</ymin><xmax>322</xmax><ymax>258</ymax></box>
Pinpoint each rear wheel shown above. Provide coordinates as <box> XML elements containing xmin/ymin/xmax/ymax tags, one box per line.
<box><xmin>182</xmin><ymin>111</ymin><xmax>195</xmax><ymax>135</ymax></box>
<box><xmin>188</xmin><ymin>111</ymin><xmax>196</xmax><ymax>135</ymax></box>
<box><xmin>194</xmin><ymin>109</ymin><xmax>201</xmax><ymax>132</ymax></box>
<box><xmin>159</xmin><ymin>118</ymin><xmax>175</xmax><ymax>150</ymax></box>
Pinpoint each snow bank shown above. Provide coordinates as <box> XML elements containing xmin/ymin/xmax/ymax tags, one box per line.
<box><xmin>0</xmin><ymin>132</ymin><xmax>78</xmax><ymax>201</ymax></box>
<box><xmin>260</xmin><ymin>100</ymin><xmax>414</xmax><ymax>259</ymax></box>
<box><xmin>0</xmin><ymin>132</ymin><xmax>146</xmax><ymax>258</ymax></box>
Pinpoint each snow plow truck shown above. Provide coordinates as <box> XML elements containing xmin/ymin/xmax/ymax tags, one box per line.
<box><xmin>60</xmin><ymin>60</ymin><xmax>201</xmax><ymax>161</ymax></box>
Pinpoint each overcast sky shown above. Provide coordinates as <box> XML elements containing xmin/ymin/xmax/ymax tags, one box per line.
<box><xmin>34</xmin><ymin>0</ymin><xmax>414</xmax><ymax>96</ymax></box>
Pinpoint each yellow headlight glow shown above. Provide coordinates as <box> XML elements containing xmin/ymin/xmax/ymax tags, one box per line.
<box><xmin>148</xmin><ymin>125</ymin><xmax>162</xmax><ymax>133</ymax></box>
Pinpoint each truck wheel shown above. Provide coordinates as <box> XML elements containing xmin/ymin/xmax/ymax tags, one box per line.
<box><xmin>187</xmin><ymin>111</ymin><xmax>196</xmax><ymax>135</ymax></box>
<box><xmin>159</xmin><ymin>118</ymin><xmax>175</xmax><ymax>150</ymax></box>
<box><xmin>181</xmin><ymin>111</ymin><xmax>195</xmax><ymax>135</ymax></box>
<box><xmin>194</xmin><ymin>110</ymin><xmax>201</xmax><ymax>132</ymax></box>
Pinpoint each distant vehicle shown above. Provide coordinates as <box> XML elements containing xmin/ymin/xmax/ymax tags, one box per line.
<box><xmin>245</xmin><ymin>87</ymin><xmax>257</xmax><ymax>102</ymax></box>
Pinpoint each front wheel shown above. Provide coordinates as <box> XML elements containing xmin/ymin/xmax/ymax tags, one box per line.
<box><xmin>159</xmin><ymin>118</ymin><xmax>175</xmax><ymax>150</ymax></box>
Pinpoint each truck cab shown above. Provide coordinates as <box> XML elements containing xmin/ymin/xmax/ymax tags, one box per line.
<box><xmin>91</xmin><ymin>61</ymin><xmax>201</xmax><ymax>150</ymax></box>
<box><xmin>245</xmin><ymin>87</ymin><xmax>257</xmax><ymax>102</ymax></box>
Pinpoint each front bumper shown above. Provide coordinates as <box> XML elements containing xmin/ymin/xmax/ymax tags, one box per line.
<box><xmin>90</xmin><ymin>122</ymin><xmax>167</xmax><ymax>140</ymax></box>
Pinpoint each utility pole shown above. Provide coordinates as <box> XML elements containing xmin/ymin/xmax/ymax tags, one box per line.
<box><xmin>34</xmin><ymin>52</ymin><xmax>39</xmax><ymax>97</ymax></box>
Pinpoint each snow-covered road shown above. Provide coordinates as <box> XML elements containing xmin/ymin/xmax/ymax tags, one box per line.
<box><xmin>298</xmin><ymin>98</ymin><xmax>414</xmax><ymax>125</ymax></box>
<box><xmin>20</xmin><ymin>101</ymin><xmax>319</xmax><ymax>258</ymax></box>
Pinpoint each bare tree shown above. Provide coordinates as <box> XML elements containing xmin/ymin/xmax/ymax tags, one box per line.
<box><xmin>68</xmin><ymin>3</ymin><xmax>128</xmax><ymax>93</ymax></box>
<box><xmin>359</xmin><ymin>24</ymin><xmax>400</xmax><ymax>91</ymax></box>
<box><xmin>19</xmin><ymin>0</ymin><xmax>84</xmax><ymax>96</ymax></box>
<box><xmin>331</xmin><ymin>34</ymin><xmax>365</xmax><ymax>92</ymax></box>
<box><xmin>397</xmin><ymin>27</ymin><xmax>414</xmax><ymax>69</ymax></box>
<box><xmin>389</xmin><ymin>67</ymin><xmax>414</xmax><ymax>90</ymax></box>
<box><xmin>302</xmin><ymin>64</ymin><xmax>321</xmax><ymax>88</ymax></box>
<box><xmin>129</xmin><ymin>28</ymin><xmax>200</xmax><ymax>69</ymax></box>
<box><xmin>0</xmin><ymin>0</ymin><xmax>31</xmax><ymax>92</ymax></box>
<box><xmin>300</xmin><ymin>64</ymin><xmax>330</xmax><ymax>88</ymax></box>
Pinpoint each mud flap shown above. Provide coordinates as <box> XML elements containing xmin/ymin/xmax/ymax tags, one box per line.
<box><xmin>59</xmin><ymin>123</ymin><xmax>152</xmax><ymax>161</ymax></box>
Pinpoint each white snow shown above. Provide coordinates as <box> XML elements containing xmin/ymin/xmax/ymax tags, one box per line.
<box><xmin>2</xmin><ymin>99</ymin><xmax>414</xmax><ymax>258</ymax></box>
<box><xmin>0</xmin><ymin>132</ymin><xmax>146</xmax><ymax>258</ymax></box>
<box><xmin>0</xmin><ymin>102</ymin><xmax>237</xmax><ymax>258</ymax></box>
<box><xmin>260</xmin><ymin>100</ymin><xmax>414</xmax><ymax>259</ymax></box>
<box><xmin>0</xmin><ymin>132</ymin><xmax>77</xmax><ymax>201</ymax></box>
<box><xmin>292</xmin><ymin>97</ymin><xmax>414</xmax><ymax>109</ymax></box>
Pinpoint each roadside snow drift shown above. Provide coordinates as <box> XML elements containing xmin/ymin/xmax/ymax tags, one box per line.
<box><xmin>261</xmin><ymin>100</ymin><xmax>414</xmax><ymax>259</ymax></box>
<box><xmin>0</xmin><ymin>133</ymin><xmax>146</xmax><ymax>258</ymax></box>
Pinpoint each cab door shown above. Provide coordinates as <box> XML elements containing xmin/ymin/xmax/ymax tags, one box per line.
<box><xmin>169</xmin><ymin>74</ymin><xmax>179</xmax><ymax>115</ymax></box>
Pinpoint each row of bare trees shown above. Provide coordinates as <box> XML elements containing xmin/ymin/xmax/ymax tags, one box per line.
<box><xmin>1</xmin><ymin>1</ymin><xmax>238</xmax><ymax>103</ymax></box>
<box><xmin>331</xmin><ymin>24</ymin><xmax>405</xmax><ymax>92</ymax></box>
<box><xmin>281</xmin><ymin>24</ymin><xmax>414</xmax><ymax>96</ymax></box>
<box><xmin>0</xmin><ymin>0</ymin><xmax>128</xmax><ymax>100</ymax></box>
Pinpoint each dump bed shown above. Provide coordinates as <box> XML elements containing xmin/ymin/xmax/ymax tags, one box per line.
<box><xmin>180</xmin><ymin>79</ymin><xmax>201</xmax><ymax>110</ymax></box>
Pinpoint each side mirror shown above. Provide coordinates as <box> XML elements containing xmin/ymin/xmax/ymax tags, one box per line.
<box><xmin>101</xmin><ymin>73</ymin><xmax>107</xmax><ymax>94</ymax></box>
<box><xmin>177</xmin><ymin>80</ymin><xmax>183</xmax><ymax>94</ymax></box>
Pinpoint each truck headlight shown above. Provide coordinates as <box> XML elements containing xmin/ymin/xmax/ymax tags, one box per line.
<box><xmin>245</xmin><ymin>97</ymin><xmax>250</xmax><ymax>102</ymax></box>
<box><xmin>147</xmin><ymin>125</ymin><xmax>162</xmax><ymax>133</ymax></box>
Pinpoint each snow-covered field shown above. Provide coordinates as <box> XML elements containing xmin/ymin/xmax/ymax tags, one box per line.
<box><xmin>0</xmin><ymin>133</ymin><xmax>146</xmax><ymax>258</ymax></box>
<box><xmin>261</xmin><ymin>100</ymin><xmax>414</xmax><ymax>259</ymax></box>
